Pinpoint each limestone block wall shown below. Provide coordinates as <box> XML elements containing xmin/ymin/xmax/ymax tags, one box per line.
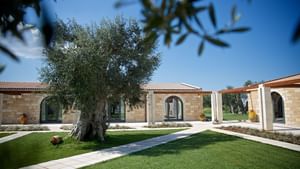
<box><xmin>125</xmin><ymin>103</ymin><xmax>146</xmax><ymax>122</ymax></box>
<box><xmin>271</xmin><ymin>88</ymin><xmax>300</xmax><ymax>127</ymax></box>
<box><xmin>154</xmin><ymin>93</ymin><xmax>202</xmax><ymax>122</ymax></box>
<box><xmin>1</xmin><ymin>93</ymin><xmax>47</xmax><ymax>124</ymax></box>
<box><xmin>248</xmin><ymin>88</ymin><xmax>300</xmax><ymax>127</ymax></box>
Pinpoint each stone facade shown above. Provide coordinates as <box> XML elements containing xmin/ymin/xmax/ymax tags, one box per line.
<box><xmin>248</xmin><ymin>87</ymin><xmax>300</xmax><ymax>127</ymax></box>
<box><xmin>125</xmin><ymin>93</ymin><xmax>203</xmax><ymax>122</ymax></box>
<box><xmin>0</xmin><ymin>93</ymin><xmax>77</xmax><ymax>124</ymax></box>
<box><xmin>1</xmin><ymin>93</ymin><xmax>46</xmax><ymax>124</ymax></box>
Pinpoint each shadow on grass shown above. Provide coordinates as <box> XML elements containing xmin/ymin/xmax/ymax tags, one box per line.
<box><xmin>0</xmin><ymin>130</ymin><xmax>180</xmax><ymax>169</ymax></box>
<box><xmin>128</xmin><ymin>131</ymin><xmax>239</xmax><ymax>157</ymax></box>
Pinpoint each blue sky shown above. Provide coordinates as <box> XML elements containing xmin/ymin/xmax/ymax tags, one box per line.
<box><xmin>0</xmin><ymin>0</ymin><xmax>300</xmax><ymax>90</ymax></box>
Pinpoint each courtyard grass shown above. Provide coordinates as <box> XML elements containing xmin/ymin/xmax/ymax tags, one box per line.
<box><xmin>0</xmin><ymin>132</ymin><xmax>15</xmax><ymax>138</ymax></box>
<box><xmin>204</xmin><ymin>107</ymin><xmax>248</xmax><ymax>121</ymax></box>
<box><xmin>0</xmin><ymin>129</ymin><xmax>181</xmax><ymax>169</ymax></box>
<box><xmin>84</xmin><ymin>131</ymin><xmax>300</xmax><ymax>169</ymax></box>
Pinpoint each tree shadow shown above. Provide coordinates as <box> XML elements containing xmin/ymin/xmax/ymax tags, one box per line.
<box><xmin>127</xmin><ymin>131</ymin><xmax>239</xmax><ymax>157</ymax></box>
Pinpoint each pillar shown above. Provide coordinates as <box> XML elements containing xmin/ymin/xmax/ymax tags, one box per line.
<box><xmin>146</xmin><ymin>91</ymin><xmax>155</xmax><ymax>125</ymax></box>
<box><xmin>258</xmin><ymin>84</ymin><xmax>273</xmax><ymax>130</ymax></box>
<box><xmin>211</xmin><ymin>92</ymin><xmax>223</xmax><ymax>123</ymax></box>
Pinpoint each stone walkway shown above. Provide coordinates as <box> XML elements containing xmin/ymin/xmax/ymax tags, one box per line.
<box><xmin>0</xmin><ymin>131</ymin><xmax>31</xmax><ymax>144</ymax></box>
<box><xmin>21</xmin><ymin>127</ymin><xmax>208</xmax><ymax>169</ymax></box>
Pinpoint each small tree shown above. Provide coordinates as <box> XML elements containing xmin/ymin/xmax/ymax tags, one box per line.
<box><xmin>40</xmin><ymin>17</ymin><xmax>160</xmax><ymax>141</ymax></box>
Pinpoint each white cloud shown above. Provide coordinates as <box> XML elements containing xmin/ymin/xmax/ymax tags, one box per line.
<box><xmin>0</xmin><ymin>27</ymin><xmax>46</xmax><ymax>59</ymax></box>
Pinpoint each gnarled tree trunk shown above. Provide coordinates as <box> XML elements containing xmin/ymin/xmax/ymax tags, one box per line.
<box><xmin>71</xmin><ymin>100</ymin><xmax>108</xmax><ymax>142</ymax></box>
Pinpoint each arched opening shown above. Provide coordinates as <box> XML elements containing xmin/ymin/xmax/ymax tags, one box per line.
<box><xmin>40</xmin><ymin>97</ymin><xmax>62</xmax><ymax>123</ymax></box>
<box><xmin>164</xmin><ymin>96</ymin><xmax>183</xmax><ymax>121</ymax></box>
<box><xmin>108</xmin><ymin>98</ymin><xmax>125</xmax><ymax>122</ymax></box>
<box><xmin>271</xmin><ymin>92</ymin><xmax>285</xmax><ymax>123</ymax></box>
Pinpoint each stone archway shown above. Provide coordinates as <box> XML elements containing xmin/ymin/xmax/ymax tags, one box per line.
<box><xmin>40</xmin><ymin>97</ymin><xmax>62</xmax><ymax>123</ymax></box>
<box><xmin>164</xmin><ymin>96</ymin><xmax>183</xmax><ymax>121</ymax></box>
<box><xmin>271</xmin><ymin>92</ymin><xmax>285</xmax><ymax>123</ymax></box>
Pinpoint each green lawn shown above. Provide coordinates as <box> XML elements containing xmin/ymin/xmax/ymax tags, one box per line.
<box><xmin>0</xmin><ymin>132</ymin><xmax>15</xmax><ymax>138</ymax></box>
<box><xmin>204</xmin><ymin>107</ymin><xmax>248</xmax><ymax>121</ymax></box>
<box><xmin>0</xmin><ymin>129</ymin><xmax>181</xmax><ymax>169</ymax></box>
<box><xmin>84</xmin><ymin>131</ymin><xmax>300</xmax><ymax>169</ymax></box>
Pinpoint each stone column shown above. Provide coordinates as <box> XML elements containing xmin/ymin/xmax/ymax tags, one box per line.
<box><xmin>146</xmin><ymin>91</ymin><xmax>155</xmax><ymax>125</ymax></box>
<box><xmin>216</xmin><ymin>92</ymin><xmax>223</xmax><ymax>123</ymax></box>
<box><xmin>0</xmin><ymin>94</ymin><xmax>3</xmax><ymax>126</ymax></box>
<box><xmin>211</xmin><ymin>92</ymin><xmax>223</xmax><ymax>123</ymax></box>
<box><xmin>258</xmin><ymin>84</ymin><xmax>273</xmax><ymax>130</ymax></box>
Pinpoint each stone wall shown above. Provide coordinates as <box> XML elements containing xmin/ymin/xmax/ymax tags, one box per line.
<box><xmin>154</xmin><ymin>93</ymin><xmax>202</xmax><ymax>122</ymax></box>
<box><xmin>1</xmin><ymin>93</ymin><xmax>47</xmax><ymax>124</ymax></box>
<box><xmin>271</xmin><ymin>88</ymin><xmax>300</xmax><ymax>127</ymax></box>
<box><xmin>125</xmin><ymin>102</ymin><xmax>146</xmax><ymax>122</ymax></box>
<box><xmin>248</xmin><ymin>88</ymin><xmax>300</xmax><ymax>127</ymax></box>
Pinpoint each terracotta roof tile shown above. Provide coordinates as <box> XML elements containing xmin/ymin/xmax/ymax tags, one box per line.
<box><xmin>0</xmin><ymin>82</ymin><xmax>47</xmax><ymax>91</ymax></box>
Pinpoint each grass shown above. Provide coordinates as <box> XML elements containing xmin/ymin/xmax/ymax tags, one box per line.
<box><xmin>220</xmin><ymin>126</ymin><xmax>300</xmax><ymax>145</ymax></box>
<box><xmin>84</xmin><ymin>131</ymin><xmax>300</xmax><ymax>169</ymax></box>
<box><xmin>204</xmin><ymin>107</ymin><xmax>248</xmax><ymax>121</ymax></box>
<box><xmin>0</xmin><ymin>129</ymin><xmax>181</xmax><ymax>169</ymax></box>
<box><xmin>0</xmin><ymin>132</ymin><xmax>15</xmax><ymax>138</ymax></box>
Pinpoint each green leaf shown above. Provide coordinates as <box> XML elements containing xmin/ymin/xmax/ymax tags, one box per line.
<box><xmin>0</xmin><ymin>44</ymin><xmax>20</xmax><ymax>61</ymax></box>
<box><xmin>198</xmin><ymin>40</ymin><xmax>205</xmax><ymax>56</ymax></box>
<box><xmin>208</xmin><ymin>3</ymin><xmax>217</xmax><ymax>28</ymax></box>
<box><xmin>292</xmin><ymin>20</ymin><xmax>300</xmax><ymax>43</ymax></box>
<box><xmin>0</xmin><ymin>64</ymin><xmax>5</xmax><ymax>73</ymax></box>
<box><xmin>164</xmin><ymin>32</ymin><xmax>172</xmax><ymax>47</ymax></box>
<box><xmin>204</xmin><ymin>35</ymin><xmax>230</xmax><ymax>47</ymax></box>
<box><xmin>175</xmin><ymin>33</ymin><xmax>188</xmax><ymax>45</ymax></box>
<box><xmin>216</xmin><ymin>27</ymin><xmax>251</xmax><ymax>35</ymax></box>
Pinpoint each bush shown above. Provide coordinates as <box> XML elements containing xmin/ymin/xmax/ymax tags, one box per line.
<box><xmin>219</xmin><ymin>126</ymin><xmax>300</xmax><ymax>145</ymax></box>
<box><xmin>145</xmin><ymin>122</ymin><xmax>192</xmax><ymax>128</ymax></box>
<box><xmin>0</xmin><ymin>125</ymin><xmax>49</xmax><ymax>131</ymax></box>
<box><xmin>60</xmin><ymin>124</ymin><xmax>133</xmax><ymax>130</ymax></box>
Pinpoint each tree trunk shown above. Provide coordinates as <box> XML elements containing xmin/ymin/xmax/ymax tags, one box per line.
<box><xmin>71</xmin><ymin>100</ymin><xmax>108</xmax><ymax>142</ymax></box>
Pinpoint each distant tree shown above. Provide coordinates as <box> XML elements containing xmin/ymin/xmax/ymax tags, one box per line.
<box><xmin>222</xmin><ymin>86</ymin><xmax>245</xmax><ymax>114</ymax></box>
<box><xmin>0</xmin><ymin>0</ymin><xmax>54</xmax><ymax>72</ymax></box>
<box><xmin>40</xmin><ymin>17</ymin><xmax>160</xmax><ymax>141</ymax></box>
<box><xmin>203</xmin><ymin>95</ymin><xmax>211</xmax><ymax>108</ymax></box>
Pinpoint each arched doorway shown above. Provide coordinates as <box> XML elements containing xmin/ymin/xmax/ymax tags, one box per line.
<box><xmin>271</xmin><ymin>92</ymin><xmax>285</xmax><ymax>123</ymax></box>
<box><xmin>40</xmin><ymin>97</ymin><xmax>62</xmax><ymax>123</ymax></box>
<box><xmin>108</xmin><ymin>98</ymin><xmax>126</xmax><ymax>122</ymax></box>
<box><xmin>165</xmin><ymin>96</ymin><xmax>183</xmax><ymax>121</ymax></box>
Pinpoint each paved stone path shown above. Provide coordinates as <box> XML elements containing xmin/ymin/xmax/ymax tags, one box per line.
<box><xmin>0</xmin><ymin>132</ymin><xmax>31</xmax><ymax>144</ymax></box>
<box><xmin>21</xmin><ymin>127</ymin><xmax>208</xmax><ymax>169</ymax></box>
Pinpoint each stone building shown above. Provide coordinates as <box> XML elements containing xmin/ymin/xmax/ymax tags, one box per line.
<box><xmin>0</xmin><ymin>82</ymin><xmax>207</xmax><ymax>124</ymax></box>
<box><xmin>220</xmin><ymin>74</ymin><xmax>300</xmax><ymax>128</ymax></box>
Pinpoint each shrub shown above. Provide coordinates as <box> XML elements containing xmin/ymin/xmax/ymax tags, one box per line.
<box><xmin>145</xmin><ymin>122</ymin><xmax>192</xmax><ymax>128</ymax></box>
<box><xmin>0</xmin><ymin>125</ymin><xmax>49</xmax><ymax>131</ymax></box>
<box><xmin>219</xmin><ymin>126</ymin><xmax>300</xmax><ymax>145</ymax></box>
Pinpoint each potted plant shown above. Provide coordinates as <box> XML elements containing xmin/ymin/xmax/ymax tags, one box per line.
<box><xmin>18</xmin><ymin>113</ymin><xmax>28</xmax><ymax>124</ymax></box>
<box><xmin>248</xmin><ymin>110</ymin><xmax>257</xmax><ymax>122</ymax></box>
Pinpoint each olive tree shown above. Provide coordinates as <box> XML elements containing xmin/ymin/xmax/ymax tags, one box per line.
<box><xmin>40</xmin><ymin>17</ymin><xmax>160</xmax><ymax>141</ymax></box>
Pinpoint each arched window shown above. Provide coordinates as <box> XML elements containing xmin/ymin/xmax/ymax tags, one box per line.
<box><xmin>271</xmin><ymin>92</ymin><xmax>285</xmax><ymax>123</ymax></box>
<box><xmin>40</xmin><ymin>97</ymin><xmax>62</xmax><ymax>123</ymax></box>
<box><xmin>165</xmin><ymin>96</ymin><xmax>183</xmax><ymax>121</ymax></box>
